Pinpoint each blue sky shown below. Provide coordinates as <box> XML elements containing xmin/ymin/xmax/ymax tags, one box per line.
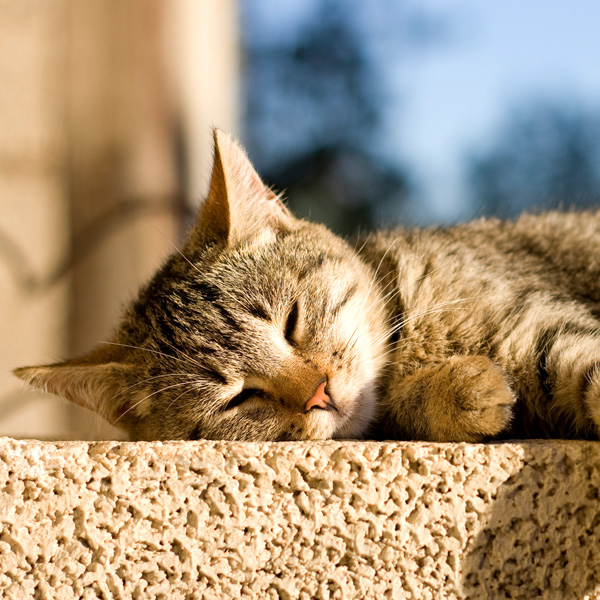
<box><xmin>243</xmin><ymin>0</ymin><xmax>600</xmax><ymax>224</ymax></box>
<box><xmin>387</xmin><ymin>0</ymin><xmax>600</xmax><ymax>222</ymax></box>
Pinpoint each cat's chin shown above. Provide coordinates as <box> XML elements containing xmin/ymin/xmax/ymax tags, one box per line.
<box><xmin>330</xmin><ymin>383</ymin><xmax>377</xmax><ymax>440</ymax></box>
<box><xmin>300</xmin><ymin>384</ymin><xmax>376</xmax><ymax>441</ymax></box>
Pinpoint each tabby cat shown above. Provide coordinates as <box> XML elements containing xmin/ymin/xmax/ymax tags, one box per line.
<box><xmin>15</xmin><ymin>130</ymin><xmax>600</xmax><ymax>442</ymax></box>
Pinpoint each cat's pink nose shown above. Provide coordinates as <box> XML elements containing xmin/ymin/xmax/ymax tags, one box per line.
<box><xmin>304</xmin><ymin>381</ymin><xmax>337</xmax><ymax>412</ymax></box>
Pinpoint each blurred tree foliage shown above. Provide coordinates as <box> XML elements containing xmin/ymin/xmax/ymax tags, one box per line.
<box><xmin>468</xmin><ymin>101</ymin><xmax>600</xmax><ymax>218</ymax></box>
<box><xmin>242</xmin><ymin>0</ymin><xmax>447</xmax><ymax>235</ymax></box>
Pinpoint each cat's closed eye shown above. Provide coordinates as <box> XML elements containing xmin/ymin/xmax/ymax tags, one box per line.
<box><xmin>222</xmin><ymin>388</ymin><xmax>262</xmax><ymax>411</ymax></box>
<box><xmin>284</xmin><ymin>300</ymin><xmax>299</xmax><ymax>344</ymax></box>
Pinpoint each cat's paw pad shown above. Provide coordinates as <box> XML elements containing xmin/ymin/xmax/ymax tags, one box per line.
<box><xmin>427</xmin><ymin>355</ymin><xmax>516</xmax><ymax>442</ymax></box>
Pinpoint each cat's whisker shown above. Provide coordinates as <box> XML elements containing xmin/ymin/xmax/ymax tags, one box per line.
<box><xmin>378</xmin><ymin>306</ymin><xmax>467</xmax><ymax>344</ymax></box>
<box><xmin>379</xmin><ymin>282</ymin><xmax>402</xmax><ymax>304</ymax></box>
<box><xmin>102</xmin><ymin>340</ymin><xmax>220</xmax><ymax>384</ymax></box>
<box><xmin>370</xmin><ymin>297</ymin><xmax>480</xmax><ymax>349</ymax></box>
<box><xmin>121</xmin><ymin>372</ymin><xmax>197</xmax><ymax>394</ymax></box>
<box><xmin>366</xmin><ymin>286</ymin><xmax>401</xmax><ymax>326</ymax></box>
<box><xmin>396</xmin><ymin>296</ymin><xmax>481</xmax><ymax>327</ymax></box>
<box><xmin>397</xmin><ymin>303</ymin><xmax>474</xmax><ymax>330</ymax></box>
<box><xmin>100</xmin><ymin>341</ymin><xmax>191</xmax><ymax>366</ymax></box>
<box><xmin>376</xmin><ymin>341</ymin><xmax>416</xmax><ymax>362</ymax></box>
<box><xmin>339</xmin><ymin>289</ymin><xmax>402</xmax><ymax>366</ymax></box>
<box><xmin>369</xmin><ymin>263</ymin><xmax>470</xmax><ymax>348</ymax></box>
<box><xmin>368</xmin><ymin>284</ymin><xmax>401</xmax><ymax>321</ymax></box>
<box><xmin>166</xmin><ymin>386</ymin><xmax>197</xmax><ymax>411</ymax></box>
<box><xmin>151</xmin><ymin>226</ymin><xmax>204</xmax><ymax>277</ymax></box>
<box><xmin>371</xmin><ymin>238</ymin><xmax>399</xmax><ymax>282</ymax></box>
<box><xmin>354</xmin><ymin>234</ymin><xmax>372</xmax><ymax>257</ymax></box>
<box><xmin>346</xmin><ymin>330</ymin><xmax>362</xmax><ymax>358</ymax></box>
<box><xmin>373</xmin><ymin>365</ymin><xmax>398</xmax><ymax>376</ymax></box>
<box><xmin>363</xmin><ymin>262</ymin><xmax>455</xmax><ymax>358</ymax></box>
<box><xmin>159</xmin><ymin>337</ymin><xmax>206</xmax><ymax>370</ymax></box>
<box><xmin>373</xmin><ymin>268</ymin><xmax>400</xmax><ymax>294</ymax></box>
<box><xmin>124</xmin><ymin>336</ymin><xmax>221</xmax><ymax>386</ymax></box>
<box><xmin>369</xmin><ymin>337</ymin><xmax>411</xmax><ymax>363</ymax></box>
<box><xmin>340</xmin><ymin>325</ymin><xmax>361</xmax><ymax>357</ymax></box>
<box><xmin>363</xmin><ymin>238</ymin><xmax>400</xmax><ymax>304</ymax></box>
<box><xmin>348</xmin><ymin>267</ymin><xmax>398</xmax><ymax>350</ymax></box>
<box><xmin>117</xmin><ymin>380</ymin><xmax>197</xmax><ymax>422</ymax></box>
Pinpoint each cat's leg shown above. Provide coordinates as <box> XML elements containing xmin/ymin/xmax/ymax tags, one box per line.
<box><xmin>536</xmin><ymin>326</ymin><xmax>600</xmax><ymax>436</ymax></box>
<box><xmin>583</xmin><ymin>366</ymin><xmax>600</xmax><ymax>433</ymax></box>
<box><xmin>385</xmin><ymin>355</ymin><xmax>516</xmax><ymax>442</ymax></box>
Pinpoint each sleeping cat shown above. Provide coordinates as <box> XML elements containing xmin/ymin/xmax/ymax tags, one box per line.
<box><xmin>15</xmin><ymin>130</ymin><xmax>600</xmax><ymax>442</ymax></box>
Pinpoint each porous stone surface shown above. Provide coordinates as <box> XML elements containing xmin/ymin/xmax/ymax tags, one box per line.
<box><xmin>0</xmin><ymin>438</ymin><xmax>599</xmax><ymax>599</ymax></box>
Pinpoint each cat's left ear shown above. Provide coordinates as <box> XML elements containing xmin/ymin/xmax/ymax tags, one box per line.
<box><xmin>186</xmin><ymin>129</ymin><xmax>297</xmax><ymax>251</ymax></box>
<box><xmin>13</xmin><ymin>344</ymin><xmax>137</xmax><ymax>428</ymax></box>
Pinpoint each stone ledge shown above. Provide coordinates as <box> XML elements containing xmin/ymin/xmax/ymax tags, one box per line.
<box><xmin>0</xmin><ymin>437</ymin><xmax>599</xmax><ymax>599</ymax></box>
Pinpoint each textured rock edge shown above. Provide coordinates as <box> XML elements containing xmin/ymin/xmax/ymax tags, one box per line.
<box><xmin>0</xmin><ymin>437</ymin><xmax>599</xmax><ymax>599</ymax></box>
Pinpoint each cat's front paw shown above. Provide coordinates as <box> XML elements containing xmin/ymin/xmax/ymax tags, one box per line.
<box><xmin>425</xmin><ymin>355</ymin><xmax>516</xmax><ymax>442</ymax></box>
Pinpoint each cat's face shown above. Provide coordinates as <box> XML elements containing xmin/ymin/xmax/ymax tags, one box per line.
<box><xmin>116</xmin><ymin>221</ymin><xmax>386</xmax><ymax>441</ymax></box>
<box><xmin>15</xmin><ymin>130</ymin><xmax>388</xmax><ymax>441</ymax></box>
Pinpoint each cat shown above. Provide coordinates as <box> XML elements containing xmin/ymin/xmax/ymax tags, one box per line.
<box><xmin>14</xmin><ymin>130</ymin><xmax>600</xmax><ymax>442</ymax></box>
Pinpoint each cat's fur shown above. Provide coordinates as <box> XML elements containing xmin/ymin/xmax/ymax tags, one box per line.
<box><xmin>15</xmin><ymin>130</ymin><xmax>600</xmax><ymax>442</ymax></box>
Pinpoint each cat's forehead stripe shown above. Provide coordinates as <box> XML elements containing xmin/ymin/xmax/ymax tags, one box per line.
<box><xmin>195</xmin><ymin>280</ymin><xmax>220</xmax><ymax>302</ymax></box>
<box><xmin>212</xmin><ymin>302</ymin><xmax>242</xmax><ymax>331</ymax></box>
<box><xmin>297</xmin><ymin>253</ymin><xmax>327</xmax><ymax>281</ymax></box>
<box><xmin>198</xmin><ymin>365</ymin><xmax>228</xmax><ymax>386</ymax></box>
<box><xmin>330</xmin><ymin>283</ymin><xmax>359</xmax><ymax>317</ymax></box>
<box><xmin>244</xmin><ymin>301</ymin><xmax>271</xmax><ymax>322</ymax></box>
<box><xmin>190</xmin><ymin>344</ymin><xmax>217</xmax><ymax>362</ymax></box>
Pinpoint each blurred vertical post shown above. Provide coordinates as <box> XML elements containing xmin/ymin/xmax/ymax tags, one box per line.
<box><xmin>0</xmin><ymin>3</ymin><xmax>72</xmax><ymax>437</ymax></box>
<box><xmin>0</xmin><ymin>0</ymin><xmax>240</xmax><ymax>439</ymax></box>
<box><xmin>66</xmin><ymin>0</ymin><xmax>180</xmax><ymax>438</ymax></box>
<box><xmin>165</xmin><ymin>0</ymin><xmax>240</xmax><ymax>201</ymax></box>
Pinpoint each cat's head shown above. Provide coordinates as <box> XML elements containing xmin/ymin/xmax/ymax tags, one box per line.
<box><xmin>15</xmin><ymin>130</ymin><xmax>388</xmax><ymax>441</ymax></box>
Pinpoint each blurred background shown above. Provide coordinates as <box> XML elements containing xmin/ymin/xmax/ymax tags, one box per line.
<box><xmin>1</xmin><ymin>0</ymin><xmax>599</xmax><ymax>439</ymax></box>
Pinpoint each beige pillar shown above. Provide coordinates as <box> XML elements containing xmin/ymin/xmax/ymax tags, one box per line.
<box><xmin>0</xmin><ymin>2</ymin><xmax>71</xmax><ymax>438</ymax></box>
<box><xmin>0</xmin><ymin>0</ymin><xmax>240</xmax><ymax>440</ymax></box>
<box><xmin>165</xmin><ymin>0</ymin><xmax>241</xmax><ymax>200</ymax></box>
<box><xmin>66</xmin><ymin>0</ymin><xmax>180</xmax><ymax>438</ymax></box>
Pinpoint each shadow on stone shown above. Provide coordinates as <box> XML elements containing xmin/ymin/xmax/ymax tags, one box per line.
<box><xmin>461</xmin><ymin>441</ymin><xmax>600</xmax><ymax>599</ymax></box>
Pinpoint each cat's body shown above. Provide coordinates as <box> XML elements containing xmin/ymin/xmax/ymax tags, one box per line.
<box><xmin>15</xmin><ymin>131</ymin><xmax>600</xmax><ymax>442</ymax></box>
<box><xmin>361</xmin><ymin>213</ymin><xmax>600</xmax><ymax>441</ymax></box>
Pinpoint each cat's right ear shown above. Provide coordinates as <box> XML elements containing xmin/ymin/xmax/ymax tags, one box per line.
<box><xmin>185</xmin><ymin>129</ymin><xmax>296</xmax><ymax>252</ymax></box>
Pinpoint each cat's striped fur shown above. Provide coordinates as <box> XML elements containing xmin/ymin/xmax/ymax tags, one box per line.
<box><xmin>15</xmin><ymin>131</ymin><xmax>600</xmax><ymax>441</ymax></box>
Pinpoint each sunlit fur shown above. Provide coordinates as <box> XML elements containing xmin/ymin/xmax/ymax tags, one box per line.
<box><xmin>15</xmin><ymin>131</ymin><xmax>600</xmax><ymax>442</ymax></box>
<box><xmin>108</xmin><ymin>219</ymin><xmax>388</xmax><ymax>441</ymax></box>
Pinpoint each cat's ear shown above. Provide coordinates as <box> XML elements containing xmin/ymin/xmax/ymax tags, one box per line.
<box><xmin>186</xmin><ymin>129</ymin><xmax>296</xmax><ymax>250</ymax></box>
<box><xmin>13</xmin><ymin>344</ymin><xmax>135</xmax><ymax>427</ymax></box>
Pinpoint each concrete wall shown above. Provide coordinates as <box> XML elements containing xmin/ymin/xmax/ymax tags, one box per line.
<box><xmin>1</xmin><ymin>438</ymin><xmax>599</xmax><ymax>599</ymax></box>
